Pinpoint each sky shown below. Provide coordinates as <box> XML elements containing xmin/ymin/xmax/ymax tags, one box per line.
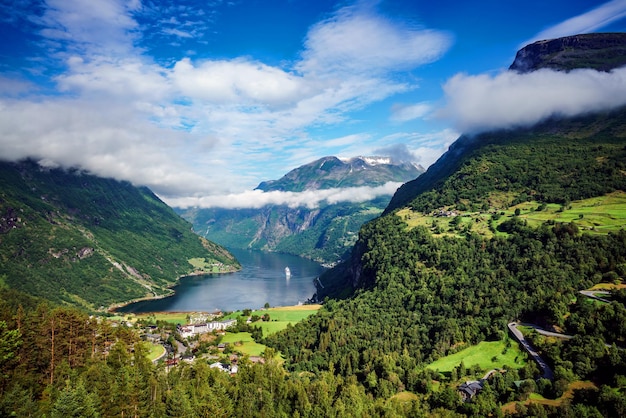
<box><xmin>1</xmin><ymin>0</ymin><xmax>626</xmax><ymax>209</ymax></box>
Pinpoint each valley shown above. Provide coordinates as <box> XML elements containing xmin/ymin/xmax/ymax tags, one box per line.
<box><xmin>1</xmin><ymin>32</ymin><xmax>626</xmax><ymax>417</ymax></box>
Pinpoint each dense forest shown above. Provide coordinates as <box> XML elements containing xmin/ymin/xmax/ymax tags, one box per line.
<box><xmin>2</xmin><ymin>216</ymin><xmax>626</xmax><ymax>418</ymax></box>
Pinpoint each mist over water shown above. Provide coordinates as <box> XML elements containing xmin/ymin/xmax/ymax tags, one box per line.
<box><xmin>117</xmin><ymin>248</ymin><xmax>326</xmax><ymax>313</ymax></box>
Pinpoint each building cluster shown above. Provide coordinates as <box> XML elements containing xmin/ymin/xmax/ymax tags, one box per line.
<box><xmin>177</xmin><ymin>319</ymin><xmax>237</xmax><ymax>339</ymax></box>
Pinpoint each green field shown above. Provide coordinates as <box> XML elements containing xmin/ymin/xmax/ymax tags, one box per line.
<box><xmin>147</xmin><ymin>343</ymin><xmax>166</xmax><ymax>361</ymax></box>
<box><xmin>426</xmin><ymin>339</ymin><xmax>528</xmax><ymax>374</ymax></box>
<box><xmin>399</xmin><ymin>191</ymin><xmax>626</xmax><ymax>239</ymax></box>
<box><xmin>130</xmin><ymin>312</ymin><xmax>191</xmax><ymax>325</ymax></box>
<box><xmin>221</xmin><ymin>332</ymin><xmax>269</xmax><ymax>357</ymax></box>
<box><xmin>187</xmin><ymin>257</ymin><xmax>226</xmax><ymax>273</ymax></box>
<box><xmin>221</xmin><ymin>305</ymin><xmax>322</xmax><ymax>357</ymax></box>
<box><xmin>225</xmin><ymin>305</ymin><xmax>322</xmax><ymax>337</ymax></box>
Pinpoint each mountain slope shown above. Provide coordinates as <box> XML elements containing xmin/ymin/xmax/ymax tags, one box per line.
<box><xmin>0</xmin><ymin>160</ymin><xmax>239</xmax><ymax>310</ymax></box>
<box><xmin>178</xmin><ymin>156</ymin><xmax>423</xmax><ymax>264</ymax></box>
<box><xmin>386</xmin><ymin>108</ymin><xmax>626</xmax><ymax>215</ymax></box>
<box><xmin>264</xmin><ymin>34</ymin><xmax>626</xmax><ymax>407</ymax></box>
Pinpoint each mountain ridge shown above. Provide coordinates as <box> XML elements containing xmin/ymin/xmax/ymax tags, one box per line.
<box><xmin>509</xmin><ymin>32</ymin><xmax>626</xmax><ymax>73</ymax></box>
<box><xmin>0</xmin><ymin>159</ymin><xmax>240</xmax><ymax>310</ymax></box>
<box><xmin>255</xmin><ymin>155</ymin><xmax>423</xmax><ymax>192</ymax></box>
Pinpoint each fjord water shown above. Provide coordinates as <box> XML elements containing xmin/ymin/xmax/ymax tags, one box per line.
<box><xmin>117</xmin><ymin>248</ymin><xmax>325</xmax><ymax>313</ymax></box>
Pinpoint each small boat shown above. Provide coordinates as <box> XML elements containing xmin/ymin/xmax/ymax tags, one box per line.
<box><xmin>285</xmin><ymin>267</ymin><xmax>291</xmax><ymax>278</ymax></box>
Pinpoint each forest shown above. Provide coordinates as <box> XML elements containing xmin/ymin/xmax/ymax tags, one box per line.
<box><xmin>2</xmin><ymin>211</ymin><xmax>626</xmax><ymax>416</ymax></box>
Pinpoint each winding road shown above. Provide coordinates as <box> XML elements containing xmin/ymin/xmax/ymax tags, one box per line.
<box><xmin>508</xmin><ymin>288</ymin><xmax>623</xmax><ymax>380</ymax></box>
<box><xmin>579</xmin><ymin>290</ymin><xmax>611</xmax><ymax>303</ymax></box>
<box><xmin>507</xmin><ymin>322</ymin><xmax>554</xmax><ymax>380</ymax></box>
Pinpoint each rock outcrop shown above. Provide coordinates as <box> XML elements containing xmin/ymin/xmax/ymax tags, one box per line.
<box><xmin>509</xmin><ymin>33</ymin><xmax>626</xmax><ymax>73</ymax></box>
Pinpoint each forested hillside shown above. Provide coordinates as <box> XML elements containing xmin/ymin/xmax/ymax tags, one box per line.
<box><xmin>263</xmin><ymin>34</ymin><xmax>626</xmax><ymax>416</ymax></box>
<box><xmin>0</xmin><ymin>160</ymin><xmax>239</xmax><ymax>310</ymax></box>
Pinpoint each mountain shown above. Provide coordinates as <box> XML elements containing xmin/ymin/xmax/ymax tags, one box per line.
<box><xmin>509</xmin><ymin>32</ymin><xmax>626</xmax><ymax>73</ymax></box>
<box><xmin>387</xmin><ymin>32</ymin><xmax>626</xmax><ymax>215</ymax></box>
<box><xmin>256</xmin><ymin>156</ymin><xmax>423</xmax><ymax>192</ymax></box>
<box><xmin>0</xmin><ymin>160</ymin><xmax>240</xmax><ymax>310</ymax></box>
<box><xmin>264</xmin><ymin>34</ymin><xmax>626</xmax><ymax>414</ymax></box>
<box><xmin>177</xmin><ymin>156</ymin><xmax>423</xmax><ymax>264</ymax></box>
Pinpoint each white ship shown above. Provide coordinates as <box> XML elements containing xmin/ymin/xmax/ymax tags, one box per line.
<box><xmin>285</xmin><ymin>267</ymin><xmax>291</xmax><ymax>278</ymax></box>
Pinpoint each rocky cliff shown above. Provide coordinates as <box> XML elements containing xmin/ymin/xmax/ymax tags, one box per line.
<box><xmin>509</xmin><ymin>32</ymin><xmax>626</xmax><ymax>73</ymax></box>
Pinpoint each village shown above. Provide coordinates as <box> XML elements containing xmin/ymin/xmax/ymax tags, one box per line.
<box><xmin>136</xmin><ymin>310</ymin><xmax>267</xmax><ymax>375</ymax></box>
<box><xmin>120</xmin><ymin>305</ymin><xmax>322</xmax><ymax>376</ymax></box>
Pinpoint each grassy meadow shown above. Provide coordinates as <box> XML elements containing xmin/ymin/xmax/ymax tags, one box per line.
<box><xmin>147</xmin><ymin>343</ymin><xmax>166</xmax><ymax>361</ymax></box>
<box><xmin>221</xmin><ymin>332</ymin><xmax>268</xmax><ymax>357</ymax></box>
<box><xmin>222</xmin><ymin>305</ymin><xmax>322</xmax><ymax>357</ymax></box>
<box><xmin>426</xmin><ymin>339</ymin><xmax>528</xmax><ymax>374</ymax></box>
<box><xmin>399</xmin><ymin>191</ymin><xmax>626</xmax><ymax>239</ymax></box>
<box><xmin>223</xmin><ymin>304</ymin><xmax>322</xmax><ymax>336</ymax></box>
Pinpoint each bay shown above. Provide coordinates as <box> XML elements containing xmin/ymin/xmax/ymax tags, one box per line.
<box><xmin>117</xmin><ymin>248</ymin><xmax>326</xmax><ymax>313</ymax></box>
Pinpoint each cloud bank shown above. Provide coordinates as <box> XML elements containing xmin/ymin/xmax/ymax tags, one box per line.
<box><xmin>168</xmin><ymin>181</ymin><xmax>404</xmax><ymax>209</ymax></box>
<box><xmin>442</xmin><ymin>66</ymin><xmax>626</xmax><ymax>133</ymax></box>
<box><xmin>0</xmin><ymin>0</ymin><xmax>452</xmax><ymax>200</ymax></box>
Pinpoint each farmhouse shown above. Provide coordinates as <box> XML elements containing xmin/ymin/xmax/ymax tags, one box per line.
<box><xmin>458</xmin><ymin>369</ymin><xmax>506</xmax><ymax>401</ymax></box>
<box><xmin>458</xmin><ymin>380</ymin><xmax>484</xmax><ymax>402</ymax></box>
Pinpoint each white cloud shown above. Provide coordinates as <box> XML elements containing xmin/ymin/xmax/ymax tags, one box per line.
<box><xmin>171</xmin><ymin>57</ymin><xmax>307</xmax><ymax>106</ymax></box>
<box><xmin>38</xmin><ymin>0</ymin><xmax>139</xmax><ymax>54</ymax></box>
<box><xmin>0</xmin><ymin>97</ymin><xmax>224</xmax><ymax>197</ymax></box>
<box><xmin>442</xmin><ymin>67</ymin><xmax>626</xmax><ymax>133</ymax></box>
<box><xmin>375</xmin><ymin>129</ymin><xmax>459</xmax><ymax>168</ymax></box>
<box><xmin>0</xmin><ymin>0</ymin><xmax>453</xmax><ymax>201</ymax></box>
<box><xmin>166</xmin><ymin>182</ymin><xmax>404</xmax><ymax>209</ymax></box>
<box><xmin>57</xmin><ymin>56</ymin><xmax>171</xmax><ymax>101</ymax></box>
<box><xmin>0</xmin><ymin>76</ymin><xmax>38</xmax><ymax>96</ymax></box>
<box><xmin>525</xmin><ymin>0</ymin><xmax>626</xmax><ymax>45</ymax></box>
<box><xmin>162</xmin><ymin>28</ymin><xmax>194</xmax><ymax>39</ymax></box>
<box><xmin>297</xmin><ymin>5</ymin><xmax>451</xmax><ymax>77</ymax></box>
<box><xmin>390</xmin><ymin>102</ymin><xmax>431</xmax><ymax>122</ymax></box>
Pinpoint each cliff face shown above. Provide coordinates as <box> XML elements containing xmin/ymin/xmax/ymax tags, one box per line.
<box><xmin>509</xmin><ymin>33</ymin><xmax>626</xmax><ymax>73</ymax></box>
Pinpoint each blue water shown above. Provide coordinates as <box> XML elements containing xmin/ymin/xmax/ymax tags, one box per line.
<box><xmin>117</xmin><ymin>248</ymin><xmax>325</xmax><ymax>313</ymax></box>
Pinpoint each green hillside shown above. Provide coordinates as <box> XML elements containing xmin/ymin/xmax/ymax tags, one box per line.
<box><xmin>388</xmin><ymin>109</ymin><xmax>626</xmax><ymax>214</ymax></box>
<box><xmin>0</xmin><ymin>160</ymin><xmax>239</xmax><ymax>310</ymax></box>
<box><xmin>263</xmin><ymin>36</ymin><xmax>626</xmax><ymax>416</ymax></box>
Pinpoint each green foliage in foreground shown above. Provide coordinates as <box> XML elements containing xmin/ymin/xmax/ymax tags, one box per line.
<box><xmin>0</xmin><ymin>160</ymin><xmax>239</xmax><ymax>310</ymax></box>
<box><xmin>2</xmin><ymin>282</ymin><xmax>626</xmax><ymax>417</ymax></box>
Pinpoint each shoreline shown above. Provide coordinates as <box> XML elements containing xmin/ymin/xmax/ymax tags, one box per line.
<box><xmin>107</xmin><ymin>266</ymin><xmax>239</xmax><ymax>313</ymax></box>
<box><xmin>118</xmin><ymin>303</ymin><xmax>323</xmax><ymax>320</ymax></box>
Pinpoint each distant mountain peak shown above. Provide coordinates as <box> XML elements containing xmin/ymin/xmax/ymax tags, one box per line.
<box><xmin>255</xmin><ymin>155</ymin><xmax>424</xmax><ymax>192</ymax></box>
<box><xmin>338</xmin><ymin>156</ymin><xmax>391</xmax><ymax>166</ymax></box>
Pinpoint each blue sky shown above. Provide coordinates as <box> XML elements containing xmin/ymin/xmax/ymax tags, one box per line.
<box><xmin>1</xmin><ymin>0</ymin><xmax>626</xmax><ymax>208</ymax></box>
